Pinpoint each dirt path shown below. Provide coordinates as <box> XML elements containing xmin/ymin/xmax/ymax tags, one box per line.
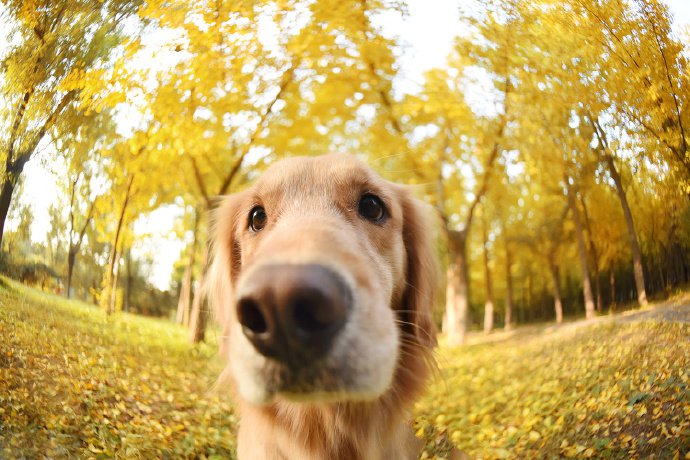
<box><xmin>613</xmin><ymin>293</ymin><xmax>690</xmax><ymax>323</ymax></box>
<box><xmin>461</xmin><ymin>291</ymin><xmax>690</xmax><ymax>347</ymax></box>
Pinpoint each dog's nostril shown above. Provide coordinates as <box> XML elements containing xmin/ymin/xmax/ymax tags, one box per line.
<box><xmin>238</xmin><ymin>298</ymin><xmax>268</xmax><ymax>334</ymax></box>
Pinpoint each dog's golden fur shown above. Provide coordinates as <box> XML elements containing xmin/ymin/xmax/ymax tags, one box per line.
<box><xmin>208</xmin><ymin>154</ymin><xmax>440</xmax><ymax>459</ymax></box>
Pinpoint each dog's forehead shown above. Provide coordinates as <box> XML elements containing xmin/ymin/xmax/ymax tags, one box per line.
<box><xmin>253</xmin><ymin>154</ymin><xmax>382</xmax><ymax>197</ymax></box>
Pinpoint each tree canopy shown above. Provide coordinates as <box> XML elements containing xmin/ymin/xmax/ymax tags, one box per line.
<box><xmin>2</xmin><ymin>0</ymin><xmax>689</xmax><ymax>344</ymax></box>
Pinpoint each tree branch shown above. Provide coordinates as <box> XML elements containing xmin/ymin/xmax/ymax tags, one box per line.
<box><xmin>76</xmin><ymin>199</ymin><xmax>96</xmax><ymax>248</ymax></box>
<box><xmin>464</xmin><ymin>132</ymin><xmax>502</xmax><ymax>230</ymax></box>
<box><xmin>464</xmin><ymin>62</ymin><xmax>511</xmax><ymax>230</ymax></box>
<box><xmin>217</xmin><ymin>64</ymin><xmax>296</xmax><ymax>197</ymax></box>
<box><xmin>189</xmin><ymin>156</ymin><xmax>212</xmax><ymax>209</ymax></box>
<box><xmin>12</xmin><ymin>90</ymin><xmax>77</xmax><ymax>176</ymax></box>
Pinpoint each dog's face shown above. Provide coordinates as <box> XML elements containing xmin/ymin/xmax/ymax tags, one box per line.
<box><xmin>209</xmin><ymin>154</ymin><xmax>437</xmax><ymax>406</ymax></box>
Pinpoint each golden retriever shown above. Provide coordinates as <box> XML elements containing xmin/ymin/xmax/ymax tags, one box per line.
<box><xmin>209</xmin><ymin>153</ymin><xmax>444</xmax><ymax>459</ymax></box>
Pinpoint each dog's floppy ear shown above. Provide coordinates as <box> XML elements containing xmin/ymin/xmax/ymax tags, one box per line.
<box><xmin>399</xmin><ymin>188</ymin><xmax>439</xmax><ymax>348</ymax></box>
<box><xmin>207</xmin><ymin>193</ymin><xmax>244</xmax><ymax>357</ymax></box>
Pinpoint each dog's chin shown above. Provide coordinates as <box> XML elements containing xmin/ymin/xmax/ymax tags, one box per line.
<box><xmin>279</xmin><ymin>389</ymin><xmax>386</xmax><ymax>404</ymax></box>
<box><xmin>234</xmin><ymin>359</ymin><xmax>397</xmax><ymax>407</ymax></box>
<box><xmin>241</xmin><ymin>385</ymin><xmax>393</xmax><ymax>407</ymax></box>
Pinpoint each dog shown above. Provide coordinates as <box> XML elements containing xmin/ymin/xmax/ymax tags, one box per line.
<box><xmin>208</xmin><ymin>153</ymin><xmax>446</xmax><ymax>459</ymax></box>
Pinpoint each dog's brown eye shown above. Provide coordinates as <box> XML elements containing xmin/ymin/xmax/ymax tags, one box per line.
<box><xmin>358</xmin><ymin>194</ymin><xmax>386</xmax><ymax>223</ymax></box>
<box><xmin>249</xmin><ymin>206</ymin><xmax>267</xmax><ymax>232</ymax></box>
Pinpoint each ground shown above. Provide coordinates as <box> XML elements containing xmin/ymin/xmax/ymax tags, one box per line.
<box><xmin>0</xmin><ymin>278</ymin><xmax>236</xmax><ymax>459</ymax></box>
<box><xmin>417</xmin><ymin>294</ymin><xmax>690</xmax><ymax>459</ymax></box>
<box><xmin>1</xmin><ymin>277</ymin><xmax>689</xmax><ymax>459</ymax></box>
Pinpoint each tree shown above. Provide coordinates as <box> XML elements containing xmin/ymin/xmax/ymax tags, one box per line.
<box><xmin>440</xmin><ymin>0</ymin><xmax>521</xmax><ymax>345</ymax></box>
<box><xmin>565</xmin><ymin>176</ymin><xmax>596</xmax><ymax>319</ymax></box>
<box><xmin>480</xmin><ymin>211</ymin><xmax>495</xmax><ymax>333</ymax></box>
<box><xmin>597</xmin><ymin>0</ymin><xmax>690</xmax><ymax>182</ymax></box>
<box><xmin>61</xmin><ymin>115</ymin><xmax>110</xmax><ymax>298</ymax></box>
<box><xmin>4</xmin><ymin>198</ymin><xmax>33</xmax><ymax>259</ymax></box>
<box><xmin>94</xmin><ymin>130</ymin><xmax>176</xmax><ymax>314</ymax></box>
<box><xmin>0</xmin><ymin>0</ymin><xmax>143</xmax><ymax>249</ymax></box>
<box><xmin>140</xmin><ymin>0</ymin><xmax>407</xmax><ymax>343</ymax></box>
<box><xmin>175</xmin><ymin>207</ymin><xmax>200</xmax><ymax>326</ymax></box>
<box><xmin>45</xmin><ymin>203</ymin><xmax>66</xmax><ymax>269</ymax></box>
<box><xmin>540</xmin><ymin>0</ymin><xmax>690</xmax><ymax>307</ymax></box>
<box><xmin>587</xmin><ymin>116</ymin><xmax>648</xmax><ymax>306</ymax></box>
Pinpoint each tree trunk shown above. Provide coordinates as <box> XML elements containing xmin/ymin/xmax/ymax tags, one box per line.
<box><xmin>482</xmin><ymin>220</ymin><xmax>494</xmax><ymax>334</ymax></box>
<box><xmin>439</xmin><ymin>69</ymin><xmax>507</xmax><ymax>344</ymax></box>
<box><xmin>109</xmin><ymin>249</ymin><xmax>121</xmax><ymax>315</ymax></box>
<box><xmin>176</xmin><ymin>266</ymin><xmax>192</xmax><ymax>324</ymax></box>
<box><xmin>442</xmin><ymin>265</ymin><xmax>455</xmax><ymax>334</ymax></box>
<box><xmin>549</xmin><ymin>262</ymin><xmax>564</xmax><ymax>324</ymax></box>
<box><xmin>444</xmin><ymin>229</ymin><xmax>469</xmax><ymax>346</ymax></box>
<box><xmin>594</xmin><ymin>271</ymin><xmax>602</xmax><ymax>313</ymax></box>
<box><xmin>0</xmin><ymin>178</ymin><xmax>16</xmax><ymax>252</ymax></box>
<box><xmin>579</xmin><ymin>195</ymin><xmax>603</xmax><ymax>312</ymax></box>
<box><xmin>527</xmin><ymin>267</ymin><xmax>533</xmax><ymax>317</ymax></box>
<box><xmin>66</xmin><ymin>247</ymin><xmax>76</xmax><ymax>298</ymax></box>
<box><xmin>566</xmin><ymin>181</ymin><xmax>596</xmax><ymax>319</ymax></box>
<box><xmin>65</xmin><ymin>199</ymin><xmax>94</xmax><ymax>299</ymax></box>
<box><xmin>189</xmin><ymin>244</ymin><xmax>210</xmax><ymax>344</ymax></box>
<box><xmin>105</xmin><ymin>177</ymin><xmax>134</xmax><ymax>314</ymax></box>
<box><xmin>0</xmin><ymin>90</ymin><xmax>75</xmax><ymax>250</ymax></box>
<box><xmin>504</xmin><ymin>243</ymin><xmax>514</xmax><ymax>329</ymax></box>
<box><xmin>124</xmin><ymin>249</ymin><xmax>132</xmax><ymax>313</ymax></box>
<box><xmin>590</xmin><ymin>117</ymin><xmax>648</xmax><ymax>307</ymax></box>
<box><xmin>609</xmin><ymin>267</ymin><xmax>616</xmax><ymax>311</ymax></box>
<box><xmin>176</xmin><ymin>208</ymin><xmax>199</xmax><ymax>325</ymax></box>
<box><xmin>604</xmin><ymin>155</ymin><xmax>648</xmax><ymax>306</ymax></box>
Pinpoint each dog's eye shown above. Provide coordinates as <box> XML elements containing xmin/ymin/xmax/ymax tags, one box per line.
<box><xmin>249</xmin><ymin>206</ymin><xmax>267</xmax><ymax>232</ymax></box>
<box><xmin>358</xmin><ymin>194</ymin><xmax>387</xmax><ymax>223</ymax></box>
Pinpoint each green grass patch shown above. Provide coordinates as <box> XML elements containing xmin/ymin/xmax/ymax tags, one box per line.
<box><xmin>2</xmin><ymin>278</ymin><xmax>689</xmax><ymax>459</ymax></box>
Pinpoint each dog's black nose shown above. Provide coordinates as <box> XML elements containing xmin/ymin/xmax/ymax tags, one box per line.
<box><xmin>236</xmin><ymin>264</ymin><xmax>351</xmax><ymax>367</ymax></box>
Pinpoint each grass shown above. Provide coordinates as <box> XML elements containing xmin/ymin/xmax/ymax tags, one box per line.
<box><xmin>416</xmin><ymin>311</ymin><xmax>690</xmax><ymax>458</ymax></box>
<box><xmin>1</xmin><ymin>277</ymin><xmax>689</xmax><ymax>459</ymax></box>
<box><xmin>0</xmin><ymin>277</ymin><xmax>236</xmax><ymax>459</ymax></box>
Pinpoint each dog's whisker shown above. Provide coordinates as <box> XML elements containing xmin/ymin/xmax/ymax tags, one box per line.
<box><xmin>394</xmin><ymin>319</ymin><xmax>437</xmax><ymax>343</ymax></box>
<box><xmin>369</xmin><ymin>152</ymin><xmax>408</xmax><ymax>163</ymax></box>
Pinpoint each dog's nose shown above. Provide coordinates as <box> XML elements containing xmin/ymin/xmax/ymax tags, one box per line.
<box><xmin>236</xmin><ymin>264</ymin><xmax>351</xmax><ymax>367</ymax></box>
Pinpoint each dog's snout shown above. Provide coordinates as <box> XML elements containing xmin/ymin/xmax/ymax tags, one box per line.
<box><xmin>237</xmin><ymin>264</ymin><xmax>351</xmax><ymax>367</ymax></box>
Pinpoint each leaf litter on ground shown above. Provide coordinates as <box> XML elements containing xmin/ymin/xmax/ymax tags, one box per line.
<box><xmin>1</xmin><ymin>277</ymin><xmax>689</xmax><ymax>459</ymax></box>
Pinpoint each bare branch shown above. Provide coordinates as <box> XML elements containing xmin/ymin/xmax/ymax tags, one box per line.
<box><xmin>217</xmin><ymin>65</ymin><xmax>296</xmax><ymax>197</ymax></box>
<box><xmin>189</xmin><ymin>156</ymin><xmax>212</xmax><ymax>209</ymax></box>
<box><xmin>13</xmin><ymin>90</ymin><xmax>77</xmax><ymax>175</ymax></box>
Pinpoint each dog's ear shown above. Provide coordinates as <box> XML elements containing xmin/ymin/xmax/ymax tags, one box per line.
<box><xmin>207</xmin><ymin>193</ymin><xmax>244</xmax><ymax>357</ymax></box>
<box><xmin>399</xmin><ymin>188</ymin><xmax>439</xmax><ymax>348</ymax></box>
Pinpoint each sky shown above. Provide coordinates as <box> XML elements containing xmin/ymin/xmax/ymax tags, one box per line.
<box><xmin>15</xmin><ymin>0</ymin><xmax>690</xmax><ymax>290</ymax></box>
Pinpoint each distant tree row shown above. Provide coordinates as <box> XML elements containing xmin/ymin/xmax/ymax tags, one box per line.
<box><xmin>1</xmin><ymin>0</ymin><xmax>688</xmax><ymax>344</ymax></box>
